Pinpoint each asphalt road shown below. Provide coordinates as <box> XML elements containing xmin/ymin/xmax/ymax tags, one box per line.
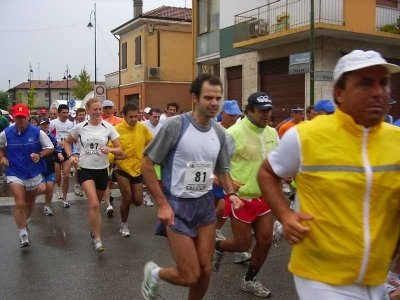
<box><xmin>0</xmin><ymin>190</ymin><xmax>299</xmax><ymax>300</ymax></box>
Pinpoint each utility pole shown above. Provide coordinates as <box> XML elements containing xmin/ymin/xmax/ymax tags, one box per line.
<box><xmin>310</xmin><ymin>0</ymin><xmax>315</xmax><ymax>106</ymax></box>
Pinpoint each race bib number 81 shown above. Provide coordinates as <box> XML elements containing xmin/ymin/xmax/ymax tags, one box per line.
<box><xmin>183</xmin><ymin>161</ymin><xmax>213</xmax><ymax>192</ymax></box>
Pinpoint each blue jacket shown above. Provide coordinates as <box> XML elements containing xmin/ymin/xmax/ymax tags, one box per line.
<box><xmin>42</xmin><ymin>132</ymin><xmax>61</xmax><ymax>176</ymax></box>
<box><xmin>5</xmin><ymin>124</ymin><xmax>47</xmax><ymax>179</ymax></box>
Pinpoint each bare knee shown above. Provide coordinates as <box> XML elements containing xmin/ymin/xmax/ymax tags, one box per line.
<box><xmin>89</xmin><ymin>201</ymin><xmax>100</xmax><ymax>211</ymax></box>
<box><xmin>232</xmin><ymin>236</ymin><xmax>253</xmax><ymax>252</ymax></box>
<box><xmin>180</xmin><ymin>268</ymin><xmax>200</xmax><ymax>287</ymax></box>
<box><xmin>255</xmin><ymin>231</ymin><xmax>273</xmax><ymax>249</ymax></box>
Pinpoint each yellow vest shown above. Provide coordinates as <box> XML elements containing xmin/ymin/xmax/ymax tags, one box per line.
<box><xmin>112</xmin><ymin>120</ymin><xmax>153</xmax><ymax>177</ymax></box>
<box><xmin>227</xmin><ymin>117</ymin><xmax>278</xmax><ymax>198</ymax></box>
<box><xmin>291</xmin><ymin>109</ymin><xmax>400</xmax><ymax>285</ymax></box>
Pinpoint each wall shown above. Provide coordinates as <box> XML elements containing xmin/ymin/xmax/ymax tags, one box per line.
<box><xmin>219</xmin><ymin>0</ymin><xmax>266</xmax><ymax>29</ymax></box>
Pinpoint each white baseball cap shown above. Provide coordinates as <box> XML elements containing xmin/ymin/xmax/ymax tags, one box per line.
<box><xmin>333</xmin><ymin>50</ymin><xmax>400</xmax><ymax>84</ymax></box>
<box><xmin>69</xmin><ymin>110</ymin><xmax>76</xmax><ymax>118</ymax></box>
<box><xmin>144</xmin><ymin>107</ymin><xmax>151</xmax><ymax>114</ymax></box>
<box><xmin>102</xmin><ymin>100</ymin><xmax>115</xmax><ymax>108</ymax></box>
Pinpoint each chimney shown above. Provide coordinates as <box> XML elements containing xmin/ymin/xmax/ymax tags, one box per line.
<box><xmin>133</xmin><ymin>0</ymin><xmax>143</xmax><ymax>18</ymax></box>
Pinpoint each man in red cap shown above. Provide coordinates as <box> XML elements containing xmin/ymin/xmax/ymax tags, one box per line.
<box><xmin>0</xmin><ymin>104</ymin><xmax>54</xmax><ymax>248</ymax></box>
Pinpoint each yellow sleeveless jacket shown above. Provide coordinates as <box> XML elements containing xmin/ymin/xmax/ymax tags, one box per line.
<box><xmin>291</xmin><ymin>109</ymin><xmax>400</xmax><ymax>285</ymax></box>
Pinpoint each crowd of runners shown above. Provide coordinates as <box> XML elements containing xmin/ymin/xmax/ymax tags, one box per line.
<box><xmin>0</xmin><ymin>50</ymin><xmax>399</xmax><ymax>300</ymax></box>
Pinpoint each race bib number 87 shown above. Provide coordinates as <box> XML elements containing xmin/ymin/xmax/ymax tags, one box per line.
<box><xmin>183</xmin><ymin>161</ymin><xmax>213</xmax><ymax>192</ymax></box>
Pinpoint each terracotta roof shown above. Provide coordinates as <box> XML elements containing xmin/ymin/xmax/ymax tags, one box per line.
<box><xmin>10</xmin><ymin>80</ymin><xmax>104</xmax><ymax>90</ymax></box>
<box><xmin>143</xmin><ymin>6</ymin><xmax>192</xmax><ymax>21</ymax></box>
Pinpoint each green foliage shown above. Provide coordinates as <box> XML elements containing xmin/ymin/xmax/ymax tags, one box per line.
<box><xmin>381</xmin><ymin>23</ymin><xmax>399</xmax><ymax>34</ymax></box>
<box><xmin>71</xmin><ymin>67</ymin><xmax>92</xmax><ymax>100</ymax></box>
<box><xmin>26</xmin><ymin>87</ymin><xmax>36</xmax><ymax>109</ymax></box>
<box><xmin>16</xmin><ymin>90</ymin><xmax>23</xmax><ymax>104</ymax></box>
<box><xmin>397</xmin><ymin>16</ymin><xmax>400</xmax><ymax>30</ymax></box>
<box><xmin>0</xmin><ymin>91</ymin><xmax>9</xmax><ymax>110</ymax></box>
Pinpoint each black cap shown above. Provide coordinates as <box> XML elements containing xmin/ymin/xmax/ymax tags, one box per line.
<box><xmin>39</xmin><ymin>117</ymin><xmax>50</xmax><ymax>125</ymax></box>
<box><xmin>248</xmin><ymin>92</ymin><xmax>274</xmax><ymax>110</ymax></box>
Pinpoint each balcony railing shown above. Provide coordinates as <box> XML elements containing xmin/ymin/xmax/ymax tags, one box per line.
<box><xmin>234</xmin><ymin>0</ymin><xmax>344</xmax><ymax>43</ymax></box>
<box><xmin>376</xmin><ymin>5</ymin><xmax>400</xmax><ymax>32</ymax></box>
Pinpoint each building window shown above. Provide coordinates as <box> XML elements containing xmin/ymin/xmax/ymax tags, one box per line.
<box><xmin>198</xmin><ymin>0</ymin><xmax>220</xmax><ymax>34</ymax></box>
<box><xmin>121</xmin><ymin>42</ymin><xmax>127</xmax><ymax>69</ymax></box>
<box><xmin>59</xmin><ymin>93</ymin><xmax>70</xmax><ymax>100</ymax></box>
<box><xmin>135</xmin><ymin>36</ymin><xmax>142</xmax><ymax>66</ymax></box>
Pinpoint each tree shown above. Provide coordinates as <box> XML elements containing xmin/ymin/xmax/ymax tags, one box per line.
<box><xmin>16</xmin><ymin>90</ymin><xmax>23</xmax><ymax>104</ymax></box>
<box><xmin>71</xmin><ymin>67</ymin><xmax>92</xmax><ymax>100</ymax></box>
<box><xmin>26</xmin><ymin>87</ymin><xmax>36</xmax><ymax>109</ymax></box>
<box><xmin>0</xmin><ymin>91</ymin><xmax>9</xmax><ymax>110</ymax></box>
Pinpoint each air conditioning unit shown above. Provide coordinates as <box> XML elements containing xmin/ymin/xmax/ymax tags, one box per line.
<box><xmin>248</xmin><ymin>19</ymin><xmax>268</xmax><ymax>38</ymax></box>
<box><xmin>148</xmin><ymin>67</ymin><xmax>160</xmax><ymax>78</ymax></box>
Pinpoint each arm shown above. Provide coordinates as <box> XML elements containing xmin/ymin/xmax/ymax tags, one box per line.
<box><xmin>31</xmin><ymin>131</ymin><xmax>54</xmax><ymax>163</ymax></box>
<box><xmin>215</xmin><ymin>172</ymin><xmax>243</xmax><ymax>210</ymax></box>
<box><xmin>64</xmin><ymin>135</ymin><xmax>78</xmax><ymax>166</ymax></box>
<box><xmin>0</xmin><ymin>147</ymin><xmax>8</xmax><ymax>166</ymax></box>
<box><xmin>99</xmin><ymin>138</ymin><xmax>123</xmax><ymax>156</ymax></box>
<box><xmin>141</xmin><ymin>155</ymin><xmax>174</xmax><ymax>226</ymax></box>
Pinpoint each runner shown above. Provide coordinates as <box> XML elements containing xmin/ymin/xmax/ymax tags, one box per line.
<box><xmin>159</xmin><ymin>102</ymin><xmax>179</xmax><ymax>124</ymax></box>
<box><xmin>314</xmin><ymin>99</ymin><xmax>336</xmax><ymax>115</ymax></box>
<box><xmin>141</xmin><ymin>73</ymin><xmax>243</xmax><ymax>300</ymax></box>
<box><xmin>278</xmin><ymin>107</ymin><xmax>304</xmax><ymax>138</ymax></box>
<box><xmin>50</xmin><ymin>104</ymin><xmax>74</xmax><ymax>208</ymax></box>
<box><xmin>73</xmin><ymin>108</ymin><xmax>87</xmax><ymax>197</ymax></box>
<box><xmin>111</xmin><ymin>103</ymin><xmax>153</xmax><ymax>237</ymax></box>
<box><xmin>0</xmin><ymin>104</ymin><xmax>54</xmax><ymax>247</ymax></box>
<box><xmin>49</xmin><ymin>108</ymin><xmax>58</xmax><ymax>121</ymax></box>
<box><xmin>64</xmin><ymin>98</ymin><xmax>122</xmax><ymax>253</ymax></box>
<box><xmin>37</xmin><ymin>117</ymin><xmax>62</xmax><ymax>216</ymax></box>
<box><xmin>142</xmin><ymin>108</ymin><xmax>162</xmax><ymax>136</ymax></box>
<box><xmin>212</xmin><ymin>92</ymin><xmax>278</xmax><ymax>298</ymax></box>
<box><xmin>257</xmin><ymin>50</ymin><xmax>400</xmax><ymax>299</ymax></box>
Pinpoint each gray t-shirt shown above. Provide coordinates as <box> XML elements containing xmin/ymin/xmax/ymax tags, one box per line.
<box><xmin>144</xmin><ymin>112</ymin><xmax>230</xmax><ymax>198</ymax></box>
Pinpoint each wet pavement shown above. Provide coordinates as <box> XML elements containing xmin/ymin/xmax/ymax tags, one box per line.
<box><xmin>0</xmin><ymin>181</ymin><xmax>298</xmax><ymax>300</ymax></box>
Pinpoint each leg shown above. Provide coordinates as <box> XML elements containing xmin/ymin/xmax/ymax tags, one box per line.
<box><xmin>103</xmin><ymin>180</ymin><xmax>113</xmax><ymax>206</ymax></box>
<box><xmin>220</xmin><ymin>216</ymin><xmax>253</xmax><ymax>253</ymax></box>
<box><xmin>188</xmin><ymin>223</ymin><xmax>215</xmax><ymax>300</ymax></box>
<box><xmin>9</xmin><ymin>183</ymin><xmax>27</xmax><ymax>229</ymax></box>
<box><xmin>158</xmin><ymin>227</ymin><xmax>201</xmax><ymax>287</ymax></box>
<box><xmin>391</xmin><ymin>253</ymin><xmax>400</xmax><ymax>274</ymax></box>
<box><xmin>37</xmin><ymin>182</ymin><xmax>46</xmax><ymax>195</ymax></box>
<box><xmin>62</xmin><ymin>160</ymin><xmax>71</xmax><ymax>199</ymax></box>
<box><xmin>215</xmin><ymin>198</ymin><xmax>226</xmax><ymax>230</ymax></box>
<box><xmin>44</xmin><ymin>181</ymin><xmax>54</xmax><ymax>206</ymax></box>
<box><xmin>130</xmin><ymin>182</ymin><xmax>143</xmax><ymax>206</ymax></box>
<box><xmin>81</xmin><ymin>180</ymin><xmax>102</xmax><ymax>238</ymax></box>
<box><xmin>250</xmin><ymin>213</ymin><xmax>273</xmax><ymax>271</ymax></box>
<box><xmin>25</xmin><ymin>189</ymin><xmax>38</xmax><ymax>220</ymax></box>
<box><xmin>116</xmin><ymin>173</ymin><xmax>133</xmax><ymax>223</ymax></box>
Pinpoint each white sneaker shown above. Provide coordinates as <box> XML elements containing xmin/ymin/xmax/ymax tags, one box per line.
<box><xmin>56</xmin><ymin>188</ymin><xmax>63</xmax><ymax>199</ymax></box>
<box><xmin>44</xmin><ymin>206</ymin><xmax>53</xmax><ymax>216</ymax></box>
<box><xmin>141</xmin><ymin>261</ymin><xmax>160</xmax><ymax>300</ymax></box>
<box><xmin>93</xmin><ymin>238</ymin><xmax>104</xmax><ymax>253</ymax></box>
<box><xmin>106</xmin><ymin>205</ymin><xmax>114</xmax><ymax>218</ymax></box>
<box><xmin>241</xmin><ymin>277</ymin><xmax>271</xmax><ymax>298</ymax></box>
<box><xmin>235</xmin><ymin>252</ymin><xmax>251</xmax><ymax>264</ymax></box>
<box><xmin>282</xmin><ymin>183</ymin><xmax>291</xmax><ymax>194</ymax></box>
<box><xmin>20</xmin><ymin>234</ymin><xmax>30</xmax><ymax>248</ymax></box>
<box><xmin>273</xmin><ymin>221</ymin><xmax>283</xmax><ymax>248</ymax></box>
<box><xmin>143</xmin><ymin>194</ymin><xmax>154</xmax><ymax>207</ymax></box>
<box><xmin>62</xmin><ymin>200</ymin><xmax>71</xmax><ymax>208</ymax></box>
<box><xmin>216</xmin><ymin>229</ymin><xmax>226</xmax><ymax>241</ymax></box>
<box><xmin>120</xmin><ymin>223</ymin><xmax>130</xmax><ymax>237</ymax></box>
<box><xmin>74</xmin><ymin>185</ymin><xmax>84</xmax><ymax>197</ymax></box>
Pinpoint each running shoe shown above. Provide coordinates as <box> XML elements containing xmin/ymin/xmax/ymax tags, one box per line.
<box><xmin>212</xmin><ymin>249</ymin><xmax>224</xmax><ymax>272</ymax></box>
<box><xmin>89</xmin><ymin>230</ymin><xmax>94</xmax><ymax>238</ymax></box>
<box><xmin>56</xmin><ymin>188</ymin><xmax>63</xmax><ymax>199</ymax></box>
<box><xmin>20</xmin><ymin>234</ymin><xmax>30</xmax><ymax>248</ymax></box>
<box><xmin>44</xmin><ymin>206</ymin><xmax>53</xmax><ymax>216</ymax></box>
<box><xmin>143</xmin><ymin>194</ymin><xmax>154</xmax><ymax>207</ymax></box>
<box><xmin>120</xmin><ymin>223</ymin><xmax>130</xmax><ymax>237</ymax></box>
<box><xmin>141</xmin><ymin>261</ymin><xmax>160</xmax><ymax>300</ymax></box>
<box><xmin>241</xmin><ymin>277</ymin><xmax>271</xmax><ymax>298</ymax></box>
<box><xmin>93</xmin><ymin>238</ymin><xmax>104</xmax><ymax>253</ymax></box>
<box><xmin>74</xmin><ymin>185</ymin><xmax>84</xmax><ymax>197</ymax></box>
<box><xmin>282</xmin><ymin>183</ymin><xmax>291</xmax><ymax>194</ymax></box>
<box><xmin>216</xmin><ymin>229</ymin><xmax>226</xmax><ymax>241</ymax></box>
<box><xmin>235</xmin><ymin>252</ymin><xmax>251</xmax><ymax>264</ymax></box>
<box><xmin>106</xmin><ymin>205</ymin><xmax>114</xmax><ymax>218</ymax></box>
<box><xmin>273</xmin><ymin>221</ymin><xmax>283</xmax><ymax>248</ymax></box>
<box><xmin>62</xmin><ymin>200</ymin><xmax>70</xmax><ymax>208</ymax></box>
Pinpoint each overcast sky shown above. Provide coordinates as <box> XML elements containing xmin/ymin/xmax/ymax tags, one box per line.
<box><xmin>0</xmin><ymin>0</ymin><xmax>192</xmax><ymax>91</ymax></box>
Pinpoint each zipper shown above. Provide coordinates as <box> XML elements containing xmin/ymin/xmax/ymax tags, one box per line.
<box><xmin>356</xmin><ymin>128</ymin><xmax>372</xmax><ymax>283</ymax></box>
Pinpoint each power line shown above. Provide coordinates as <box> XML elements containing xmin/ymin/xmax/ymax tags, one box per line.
<box><xmin>97</xmin><ymin>22</ymin><xmax>118</xmax><ymax>68</ymax></box>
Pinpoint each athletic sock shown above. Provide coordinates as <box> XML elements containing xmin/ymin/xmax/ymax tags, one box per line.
<box><xmin>18</xmin><ymin>228</ymin><xmax>28</xmax><ymax>236</ymax></box>
<box><xmin>245</xmin><ymin>266</ymin><xmax>259</xmax><ymax>282</ymax></box>
<box><xmin>151</xmin><ymin>266</ymin><xmax>161</xmax><ymax>282</ymax></box>
<box><xmin>215</xmin><ymin>240</ymin><xmax>224</xmax><ymax>253</ymax></box>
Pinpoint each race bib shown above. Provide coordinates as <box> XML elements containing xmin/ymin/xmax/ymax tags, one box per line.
<box><xmin>84</xmin><ymin>137</ymin><xmax>105</xmax><ymax>156</ymax></box>
<box><xmin>56</xmin><ymin>131</ymin><xmax>69</xmax><ymax>143</ymax></box>
<box><xmin>183</xmin><ymin>161</ymin><xmax>213</xmax><ymax>192</ymax></box>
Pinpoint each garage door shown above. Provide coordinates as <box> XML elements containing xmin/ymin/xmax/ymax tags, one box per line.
<box><xmin>260</xmin><ymin>57</ymin><xmax>305</xmax><ymax>123</ymax></box>
<box><xmin>386</xmin><ymin>58</ymin><xmax>400</xmax><ymax>121</ymax></box>
<box><xmin>226</xmin><ymin>66</ymin><xmax>243</xmax><ymax>109</ymax></box>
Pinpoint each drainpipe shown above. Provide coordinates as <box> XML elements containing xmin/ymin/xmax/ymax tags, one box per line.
<box><xmin>114</xmin><ymin>34</ymin><xmax>121</xmax><ymax>109</ymax></box>
<box><xmin>310</xmin><ymin>0</ymin><xmax>315</xmax><ymax>106</ymax></box>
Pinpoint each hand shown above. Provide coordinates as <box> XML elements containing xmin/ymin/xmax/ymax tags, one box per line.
<box><xmin>0</xmin><ymin>157</ymin><xmax>9</xmax><ymax>167</ymax></box>
<box><xmin>114</xmin><ymin>153</ymin><xmax>127</xmax><ymax>160</ymax></box>
<box><xmin>69</xmin><ymin>156</ymin><xmax>79</xmax><ymax>167</ymax></box>
<box><xmin>213</xmin><ymin>175</ymin><xmax>219</xmax><ymax>186</ymax></box>
<box><xmin>233</xmin><ymin>180</ymin><xmax>245</xmax><ymax>192</ymax></box>
<box><xmin>58</xmin><ymin>153</ymin><xmax>64</xmax><ymax>162</ymax></box>
<box><xmin>158</xmin><ymin>204</ymin><xmax>175</xmax><ymax>226</ymax></box>
<box><xmin>30</xmin><ymin>153</ymin><xmax>41</xmax><ymax>163</ymax></box>
<box><xmin>99</xmin><ymin>146</ymin><xmax>110</xmax><ymax>154</ymax></box>
<box><xmin>229</xmin><ymin>195</ymin><xmax>244</xmax><ymax>210</ymax></box>
<box><xmin>281</xmin><ymin>211</ymin><xmax>314</xmax><ymax>245</ymax></box>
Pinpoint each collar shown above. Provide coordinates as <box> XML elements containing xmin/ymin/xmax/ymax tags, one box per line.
<box><xmin>335</xmin><ymin>108</ymin><xmax>382</xmax><ymax>136</ymax></box>
<box><xmin>244</xmin><ymin>116</ymin><xmax>266</xmax><ymax>134</ymax></box>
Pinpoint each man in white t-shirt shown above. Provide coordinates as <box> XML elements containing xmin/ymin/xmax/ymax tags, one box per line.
<box><xmin>142</xmin><ymin>108</ymin><xmax>162</xmax><ymax>136</ymax></box>
<box><xmin>50</xmin><ymin>104</ymin><xmax>74</xmax><ymax>208</ymax></box>
<box><xmin>159</xmin><ymin>102</ymin><xmax>179</xmax><ymax>125</ymax></box>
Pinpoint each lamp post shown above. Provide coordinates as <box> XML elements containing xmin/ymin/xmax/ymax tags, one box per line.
<box><xmin>46</xmin><ymin>73</ymin><xmax>53</xmax><ymax>109</ymax></box>
<box><xmin>63</xmin><ymin>65</ymin><xmax>72</xmax><ymax>107</ymax></box>
<box><xmin>87</xmin><ymin>3</ymin><xmax>97</xmax><ymax>84</ymax></box>
<box><xmin>27</xmin><ymin>63</ymin><xmax>33</xmax><ymax>89</ymax></box>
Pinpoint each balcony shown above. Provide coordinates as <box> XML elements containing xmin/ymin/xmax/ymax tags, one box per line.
<box><xmin>376</xmin><ymin>5</ymin><xmax>400</xmax><ymax>33</ymax></box>
<box><xmin>234</xmin><ymin>0</ymin><xmax>344</xmax><ymax>44</ymax></box>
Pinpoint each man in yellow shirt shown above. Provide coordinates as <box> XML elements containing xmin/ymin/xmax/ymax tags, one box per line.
<box><xmin>112</xmin><ymin>103</ymin><xmax>153</xmax><ymax>237</ymax></box>
<box><xmin>258</xmin><ymin>50</ymin><xmax>400</xmax><ymax>299</ymax></box>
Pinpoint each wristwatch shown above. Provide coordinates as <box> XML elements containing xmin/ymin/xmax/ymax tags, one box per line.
<box><xmin>39</xmin><ymin>153</ymin><xmax>43</xmax><ymax>158</ymax></box>
<box><xmin>228</xmin><ymin>192</ymin><xmax>239</xmax><ymax>199</ymax></box>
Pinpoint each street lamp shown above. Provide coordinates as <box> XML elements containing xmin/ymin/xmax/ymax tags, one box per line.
<box><xmin>46</xmin><ymin>73</ymin><xmax>53</xmax><ymax>109</ymax></box>
<box><xmin>27</xmin><ymin>63</ymin><xmax>33</xmax><ymax>88</ymax></box>
<box><xmin>63</xmin><ymin>65</ymin><xmax>72</xmax><ymax>107</ymax></box>
<box><xmin>87</xmin><ymin>2</ymin><xmax>97</xmax><ymax>84</ymax></box>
